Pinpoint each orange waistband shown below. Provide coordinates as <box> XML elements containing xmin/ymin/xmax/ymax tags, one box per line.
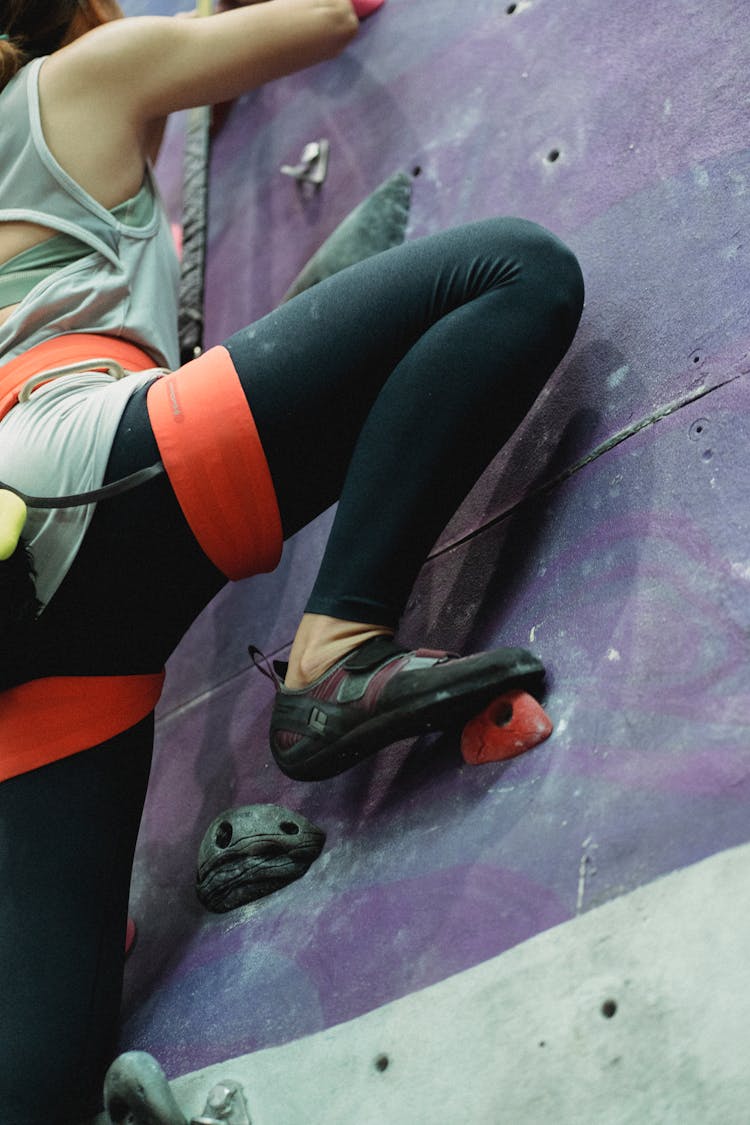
<box><xmin>0</xmin><ymin>672</ymin><xmax>165</xmax><ymax>784</ymax></box>
<box><xmin>0</xmin><ymin>334</ymin><xmax>157</xmax><ymax>423</ymax></box>
<box><xmin>146</xmin><ymin>345</ymin><xmax>283</xmax><ymax>580</ymax></box>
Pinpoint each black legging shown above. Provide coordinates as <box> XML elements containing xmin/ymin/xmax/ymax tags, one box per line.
<box><xmin>0</xmin><ymin>219</ymin><xmax>583</xmax><ymax>1122</ymax></box>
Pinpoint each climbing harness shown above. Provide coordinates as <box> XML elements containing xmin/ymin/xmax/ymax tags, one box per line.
<box><xmin>0</xmin><ymin>334</ymin><xmax>165</xmax><ymax>558</ymax></box>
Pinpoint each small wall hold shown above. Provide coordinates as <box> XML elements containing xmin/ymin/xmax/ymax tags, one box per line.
<box><xmin>191</xmin><ymin>1080</ymin><xmax>251</xmax><ymax>1125</ymax></box>
<box><xmin>280</xmin><ymin>139</ymin><xmax>330</xmax><ymax>188</ymax></box>
<box><xmin>196</xmin><ymin>804</ymin><xmax>326</xmax><ymax>912</ymax></box>
<box><xmin>461</xmin><ymin>690</ymin><xmax>553</xmax><ymax>765</ymax></box>
<box><xmin>125</xmin><ymin>916</ymin><xmax>137</xmax><ymax>958</ymax></box>
<box><xmin>601</xmin><ymin>999</ymin><xmax>618</xmax><ymax>1019</ymax></box>
<box><xmin>104</xmin><ymin>1052</ymin><xmax>187</xmax><ymax>1125</ymax></box>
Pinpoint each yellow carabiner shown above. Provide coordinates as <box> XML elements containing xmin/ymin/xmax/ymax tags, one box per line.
<box><xmin>0</xmin><ymin>488</ymin><xmax>28</xmax><ymax>560</ymax></box>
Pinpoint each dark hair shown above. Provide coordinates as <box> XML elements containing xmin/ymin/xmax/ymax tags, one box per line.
<box><xmin>0</xmin><ymin>1</ymin><xmax>78</xmax><ymax>90</ymax></box>
<box><xmin>0</xmin><ymin>538</ymin><xmax>40</xmax><ymax>681</ymax></box>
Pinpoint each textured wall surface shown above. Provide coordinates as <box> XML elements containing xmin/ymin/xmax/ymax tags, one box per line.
<box><xmin>118</xmin><ymin>0</ymin><xmax>749</xmax><ymax>1090</ymax></box>
<box><xmin>101</xmin><ymin>842</ymin><xmax>750</xmax><ymax>1125</ymax></box>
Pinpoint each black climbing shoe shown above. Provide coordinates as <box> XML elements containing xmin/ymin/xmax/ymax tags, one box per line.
<box><xmin>269</xmin><ymin>635</ymin><xmax>544</xmax><ymax>781</ymax></box>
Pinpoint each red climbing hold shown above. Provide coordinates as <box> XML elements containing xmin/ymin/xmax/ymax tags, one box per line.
<box><xmin>125</xmin><ymin>916</ymin><xmax>137</xmax><ymax>958</ymax></box>
<box><xmin>351</xmin><ymin>0</ymin><xmax>386</xmax><ymax>18</ymax></box>
<box><xmin>461</xmin><ymin>690</ymin><xmax>553</xmax><ymax>765</ymax></box>
<box><xmin>170</xmin><ymin>223</ymin><xmax>183</xmax><ymax>261</ymax></box>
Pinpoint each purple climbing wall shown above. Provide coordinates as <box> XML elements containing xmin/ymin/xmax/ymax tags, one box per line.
<box><xmin>119</xmin><ymin>0</ymin><xmax>750</xmax><ymax>1080</ymax></box>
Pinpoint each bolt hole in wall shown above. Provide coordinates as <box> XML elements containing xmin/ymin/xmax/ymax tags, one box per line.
<box><xmin>412</xmin><ymin>165</ymin><xmax>422</xmax><ymax>177</ymax></box>
<box><xmin>279</xmin><ymin>821</ymin><xmax>300</xmax><ymax>835</ymax></box>
<box><xmin>375</xmin><ymin>1054</ymin><xmax>390</xmax><ymax>1073</ymax></box>
<box><xmin>506</xmin><ymin>2</ymin><xmax>534</xmax><ymax>17</ymax></box>
<box><xmin>601</xmin><ymin>999</ymin><xmax>618</xmax><ymax>1019</ymax></box>
<box><xmin>546</xmin><ymin>148</ymin><xmax>561</xmax><ymax>164</ymax></box>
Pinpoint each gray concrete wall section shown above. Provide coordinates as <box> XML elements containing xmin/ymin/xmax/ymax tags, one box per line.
<box><xmin>108</xmin><ymin>842</ymin><xmax>750</xmax><ymax>1124</ymax></box>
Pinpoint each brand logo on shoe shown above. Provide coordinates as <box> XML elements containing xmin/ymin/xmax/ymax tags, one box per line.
<box><xmin>309</xmin><ymin>706</ymin><xmax>328</xmax><ymax>734</ymax></box>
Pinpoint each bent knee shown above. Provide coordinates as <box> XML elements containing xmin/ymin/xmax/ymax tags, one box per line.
<box><xmin>544</xmin><ymin>234</ymin><xmax>584</xmax><ymax>323</ymax></box>
<box><xmin>493</xmin><ymin>217</ymin><xmax>584</xmax><ymax>333</ymax></box>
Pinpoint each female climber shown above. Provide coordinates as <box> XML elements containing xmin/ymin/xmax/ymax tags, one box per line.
<box><xmin>0</xmin><ymin>0</ymin><xmax>584</xmax><ymax>1120</ymax></box>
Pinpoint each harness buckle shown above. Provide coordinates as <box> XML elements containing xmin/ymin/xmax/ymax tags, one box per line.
<box><xmin>17</xmin><ymin>357</ymin><xmax>129</xmax><ymax>402</ymax></box>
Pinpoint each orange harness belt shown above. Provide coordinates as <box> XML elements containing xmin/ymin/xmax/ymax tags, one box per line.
<box><xmin>145</xmin><ymin>345</ymin><xmax>282</xmax><ymax>580</ymax></box>
<box><xmin>0</xmin><ymin>335</ymin><xmax>282</xmax><ymax>783</ymax></box>
<box><xmin>0</xmin><ymin>333</ymin><xmax>157</xmax><ymax>422</ymax></box>
<box><xmin>0</xmin><ymin>674</ymin><xmax>166</xmax><ymax>782</ymax></box>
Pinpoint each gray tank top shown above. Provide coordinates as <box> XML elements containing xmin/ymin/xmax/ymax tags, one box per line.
<box><xmin>0</xmin><ymin>57</ymin><xmax>180</xmax><ymax>368</ymax></box>
<box><xmin>0</xmin><ymin>57</ymin><xmax>181</xmax><ymax>608</ymax></box>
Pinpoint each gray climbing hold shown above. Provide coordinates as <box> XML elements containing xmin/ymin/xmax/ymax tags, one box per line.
<box><xmin>196</xmin><ymin>804</ymin><xmax>326</xmax><ymax>912</ymax></box>
<box><xmin>104</xmin><ymin>1051</ymin><xmax>186</xmax><ymax>1125</ymax></box>
<box><xmin>191</xmin><ymin>1078</ymin><xmax>252</xmax><ymax>1125</ymax></box>
<box><xmin>282</xmin><ymin>170</ymin><xmax>413</xmax><ymax>301</ymax></box>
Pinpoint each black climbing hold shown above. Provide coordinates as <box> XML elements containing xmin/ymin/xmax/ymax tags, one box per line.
<box><xmin>196</xmin><ymin>804</ymin><xmax>326</xmax><ymax>912</ymax></box>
